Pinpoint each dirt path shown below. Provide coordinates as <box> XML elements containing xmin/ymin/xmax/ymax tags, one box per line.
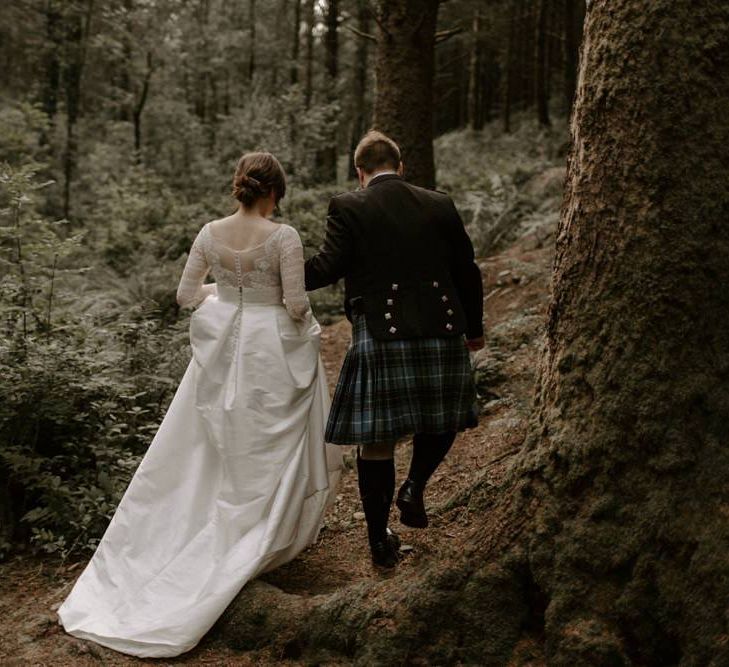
<box><xmin>0</xmin><ymin>230</ymin><xmax>553</xmax><ymax>666</ymax></box>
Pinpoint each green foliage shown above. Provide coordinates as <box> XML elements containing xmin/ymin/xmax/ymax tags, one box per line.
<box><xmin>0</xmin><ymin>101</ymin><xmax>49</xmax><ymax>168</ymax></box>
<box><xmin>0</xmin><ymin>315</ymin><xmax>189</xmax><ymax>558</ymax></box>
<box><xmin>0</xmin><ymin>160</ymin><xmax>190</xmax><ymax>560</ymax></box>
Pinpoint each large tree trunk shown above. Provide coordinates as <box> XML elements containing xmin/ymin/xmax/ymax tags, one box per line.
<box><xmin>372</xmin><ymin>0</ymin><xmax>439</xmax><ymax>189</ymax></box>
<box><xmin>521</xmin><ymin>0</ymin><xmax>729</xmax><ymax>662</ymax></box>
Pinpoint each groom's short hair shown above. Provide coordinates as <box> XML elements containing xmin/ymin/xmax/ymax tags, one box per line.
<box><xmin>354</xmin><ymin>130</ymin><xmax>401</xmax><ymax>174</ymax></box>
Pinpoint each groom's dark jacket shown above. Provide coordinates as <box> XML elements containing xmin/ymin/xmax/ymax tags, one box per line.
<box><xmin>304</xmin><ymin>173</ymin><xmax>483</xmax><ymax>341</ymax></box>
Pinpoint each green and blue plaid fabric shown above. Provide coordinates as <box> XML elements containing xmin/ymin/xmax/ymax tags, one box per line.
<box><xmin>325</xmin><ymin>312</ymin><xmax>477</xmax><ymax>445</ymax></box>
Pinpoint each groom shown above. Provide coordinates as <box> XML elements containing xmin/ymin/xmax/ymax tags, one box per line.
<box><xmin>305</xmin><ymin>130</ymin><xmax>484</xmax><ymax>568</ymax></box>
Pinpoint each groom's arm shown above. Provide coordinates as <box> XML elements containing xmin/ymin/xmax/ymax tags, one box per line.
<box><xmin>445</xmin><ymin>198</ymin><xmax>484</xmax><ymax>343</ymax></box>
<box><xmin>304</xmin><ymin>198</ymin><xmax>353</xmax><ymax>290</ymax></box>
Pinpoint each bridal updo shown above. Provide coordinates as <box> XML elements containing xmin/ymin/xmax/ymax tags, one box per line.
<box><xmin>232</xmin><ymin>152</ymin><xmax>286</xmax><ymax>208</ymax></box>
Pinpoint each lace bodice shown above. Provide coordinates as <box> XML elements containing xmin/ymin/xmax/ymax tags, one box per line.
<box><xmin>176</xmin><ymin>222</ymin><xmax>310</xmax><ymax>320</ymax></box>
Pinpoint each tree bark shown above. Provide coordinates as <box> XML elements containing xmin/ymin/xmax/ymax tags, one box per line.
<box><xmin>372</xmin><ymin>0</ymin><xmax>439</xmax><ymax>189</ymax></box>
<box><xmin>521</xmin><ymin>0</ymin><xmax>729</xmax><ymax>661</ymax></box>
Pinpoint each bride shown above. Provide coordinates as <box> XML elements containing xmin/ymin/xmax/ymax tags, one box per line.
<box><xmin>57</xmin><ymin>152</ymin><xmax>342</xmax><ymax>658</ymax></box>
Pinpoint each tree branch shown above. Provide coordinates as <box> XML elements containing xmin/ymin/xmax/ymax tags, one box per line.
<box><xmin>435</xmin><ymin>26</ymin><xmax>464</xmax><ymax>44</ymax></box>
<box><xmin>345</xmin><ymin>24</ymin><xmax>377</xmax><ymax>42</ymax></box>
<box><xmin>365</xmin><ymin>1</ymin><xmax>391</xmax><ymax>39</ymax></box>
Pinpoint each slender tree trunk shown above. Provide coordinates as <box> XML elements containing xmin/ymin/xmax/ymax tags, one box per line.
<box><xmin>62</xmin><ymin>0</ymin><xmax>94</xmax><ymax>221</ymax></box>
<box><xmin>132</xmin><ymin>51</ymin><xmax>153</xmax><ymax>160</ymax></box>
<box><xmin>248</xmin><ymin>0</ymin><xmax>256</xmax><ymax>82</ymax></box>
<box><xmin>303</xmin><ymin>0</ymin><xmax>314</xmax><ymax>109</ymax></box>
<box><xmin>117</xmin><ymin>0</ymin><xmax>133</xmax><ymax>122</ymax></box>
<box><xmin>372</xmin><ymin>0</ymin><xmax>439</xmax><ymax>189</ymax></box>
<box><xmin>481</xmin><ymin>46</ymin><xmax>498</xmax><ymax>125</ymax></box>
<box><xmin>535</xmin><ymin>0</ymin><xmax>550</xmax><ymax>125</ymax></box>
<box><xmin>318</xmin><ymin>0</ymin><xmax>339</xmax><ymax>181</ymax></box>
<box><xmin>466</xmin><ymin>11</ymin><xmax>482</xmax><ymax>130</ymax></box>
<box><xmin>41</xmin><ymin>1</ymin><xmax>62</xmax><ymax>121</ymax></box>
<box><xmin>522</xmin><ymin>0</ymin><xmax>535</xmax><ymax>110</ymax></box>
<box><xmin>348</xmin><ymin>0</ymin><xmax>371</xmax><ymax>179</ymax></box>
<box><xmin>502</xmin><ymin>0</ymin><xmax>516</xmax><ymax>132</ymax></box>
<box><xmin>271</xmin><ymin>0</ymin><xmax>289</xmax><ymax>88</ymax></box>
<box><xmin>39</xmin><ymin>0</ymin><xmax>62</xmax><ymax>148</ymax></box>
<box><xmin>193</xmin><ymin>0</ymin><xmax>209</xmax><ymax>121</ymax></box>
<box><xmin>290</xmin><ymin>0</ymin><xmax>301</xmax><ymax>85</ymax></box>
<box><xmin>324</xmin><ymin>0</ymin><xmax>338</xmax><ymax>81</ymax></box>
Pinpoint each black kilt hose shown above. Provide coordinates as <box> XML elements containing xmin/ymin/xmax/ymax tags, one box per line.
<box><xmin>325</xmin><ymin>308</ymin><xmax>477</xmax><ymax>445</ymax></box>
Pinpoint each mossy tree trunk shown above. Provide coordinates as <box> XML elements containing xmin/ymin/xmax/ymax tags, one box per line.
<box><xmin>372</xmin><ymin>0</ymin><xmax>439</xmax><ymax>189</ymax></box>
<box><xmin>520</xmin><ymin>0</ymin><xmax>729</xmax><ymax>662</ymax></box>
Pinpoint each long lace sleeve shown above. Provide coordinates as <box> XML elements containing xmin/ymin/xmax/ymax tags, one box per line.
<box><xmin>279</xmin><ymin>225</ymin><xmax>311</xmax><ymax>321</ymax></box>
<box><xmin>176</xmin><ymin>227</ymin><xmax>216</xmax><ymax>309</ymax></box>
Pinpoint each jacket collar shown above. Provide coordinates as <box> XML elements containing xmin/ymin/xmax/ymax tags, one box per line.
<box><xmin>366</xmin><ymin>172</ymin><xmax>403</xmax><ymax>188</ymax></box>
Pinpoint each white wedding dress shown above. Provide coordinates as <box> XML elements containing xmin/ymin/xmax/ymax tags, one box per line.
<box><xmin>57</xmin><ymin>221</ymin><xmax>342</xmax><ymax>658</ymax></box>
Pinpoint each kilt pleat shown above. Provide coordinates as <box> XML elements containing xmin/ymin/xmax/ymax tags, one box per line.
<box><xmin>325</xmin><ymin>312</ymin><xmax>477</xmax><ymax>445</ymax></box>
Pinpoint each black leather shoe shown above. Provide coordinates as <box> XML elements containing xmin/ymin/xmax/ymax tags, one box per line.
<box><xmin>370</xmin><ymin>528</ymin><xmax>401</xmax><ymax>568</ymax></box>
<box><xmin>396</xmin><ymin>478</ymin><xmax>429</xmax><ymax>528</ymax></box>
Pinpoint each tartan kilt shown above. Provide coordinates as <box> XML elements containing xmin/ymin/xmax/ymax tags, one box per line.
<box><xmin>325</xmin><ymin>311</ymin><xmax>477</xmax><ymax>446</ymax></box>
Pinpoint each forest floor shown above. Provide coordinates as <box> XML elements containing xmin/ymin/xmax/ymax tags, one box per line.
<box><xmin>0</xmin><ymin>177</ymin><xmax>558</xmax><ymax>666</ymax></box>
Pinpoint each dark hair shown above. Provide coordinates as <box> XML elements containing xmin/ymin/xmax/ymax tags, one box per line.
<box><xmin>354</xmin><ymin>130</ymin><xmax>401</xmax><ymax>174</ymax></box>
<box><xmin>232</xmin><ymin>152</ymin><xmax>286</xmax><ymax>208</ymax></box>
